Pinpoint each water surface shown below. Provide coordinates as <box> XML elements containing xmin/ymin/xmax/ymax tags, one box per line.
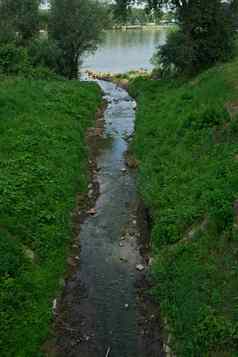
<box><xmin>82</xmin><ymin>29</ymin><xmax>168</xmax><ymax>73</ymax></box>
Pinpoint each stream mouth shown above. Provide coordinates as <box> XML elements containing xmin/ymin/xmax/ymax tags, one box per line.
<box><xmin>53</xmin><ymin>80</ymin><xmax>164</xmax><ymax>357</ymax></box>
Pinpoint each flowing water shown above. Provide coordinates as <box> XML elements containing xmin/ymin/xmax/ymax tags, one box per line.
<box><xmin>54</xmin><ymin>30</ymin><xmax>166</xmax><ymax>357</ymax></box>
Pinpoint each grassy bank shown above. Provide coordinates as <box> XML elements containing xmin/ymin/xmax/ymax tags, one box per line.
<box><xmin>129</xmin><ymin>59</ymin><xmax>238</xmax><ymax>356</ymax></box>
<box><xmin>0</xmin><ymin>78</ymin><xmax>101</xmax><ymax>356</ymax></box>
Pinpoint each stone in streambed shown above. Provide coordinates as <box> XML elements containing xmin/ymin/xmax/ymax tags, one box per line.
<box><xmin>136</xmin><ymin>264</ymin><xmax>145</xmax><ymax>272</ymax></box>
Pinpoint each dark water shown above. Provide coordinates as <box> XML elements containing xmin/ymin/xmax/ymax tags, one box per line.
<box><xmin>82</xmin><ymin>29</ymin><xmax>168</xmax><ymax>73</ymax></box>
<box><xmin>55</xmin><ymin>81</ymin><xmax>149</xmax><ymax>357</ymax></box>
<box><xmin>78</xmin><ymin>81</ymin><xmax>141</xmax><ymax>356</ymax></box>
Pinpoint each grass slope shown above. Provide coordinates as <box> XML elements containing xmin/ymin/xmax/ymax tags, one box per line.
<box><xmin>0</xmin><ymin>78</ymin><xmax>101</xmax><ymax>356</ymax></box>
<box><xmin>129</xmin><ymin>60</ymin><xmax>238</xmax><ymax>356</ymax></box>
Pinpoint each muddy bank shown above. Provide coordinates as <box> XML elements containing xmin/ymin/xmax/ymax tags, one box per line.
<box><xmin>45</xmin><ymin>80</ymin><xmax>164</xmax><ymax>357</ymax></box>
<box><xmin>84</xmin><ymin>69</ymin><xmax>151</xmax><ymax>90</ymax></box>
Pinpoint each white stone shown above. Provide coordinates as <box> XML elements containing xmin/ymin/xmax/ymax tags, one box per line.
<box><xmin>136</xmin><ymin>264</ymin><xmax>145</xmax><ymax>272</ymax></box>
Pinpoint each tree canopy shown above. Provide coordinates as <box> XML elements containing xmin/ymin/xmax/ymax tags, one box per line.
<box><xmin>0</xmin><ymin>0</ymin><xmax>40</xmax><ymax>44</ymax></box>
<box><xmin>49</xmin><ymin>0</ymin><xmax>106</xmax><ymax>78</ymax></box>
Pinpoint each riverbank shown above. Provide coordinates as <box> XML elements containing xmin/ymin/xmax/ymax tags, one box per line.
<box><xmin>129</xmin><ymin>59</ymin><xmax>238</xmax><ymax>355</ymax></box>
<box><xmin>112</xmin><ymin>25</ymin><xmax>173</xmax><ymax>31</ymax></box>
<box><xmin>0</xmin><ymin>78</ymin><xmax>101</xmax><ymax>356</ymax></box>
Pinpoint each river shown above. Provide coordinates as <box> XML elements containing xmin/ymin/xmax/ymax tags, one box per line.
<box><xmin>82</xmin><ymin>28</ymin><xmax>168</xmax><ymax>73</ymax></box>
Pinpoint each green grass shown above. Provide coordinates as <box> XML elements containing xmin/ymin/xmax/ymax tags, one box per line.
<box><xmin>129</xmin><ymin>59</ymin><xmax>238</xmax><ymax>356</ymax></box>
<box><xmin>0</xmin><ymin>78</ymin><xmax>101</xmax><ymax>356</ymax></box>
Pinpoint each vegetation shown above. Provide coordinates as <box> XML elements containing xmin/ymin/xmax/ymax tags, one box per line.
<box><xmin>0</xmin><ymin>0</ymin><xmax>40</xmax><ymax>44</ymax></box>
<box><xmin>49</xmin><ymin>0</ymin><xmax>106</xmax><ymax>79</ymax></box>
<box><xmin>153</xmin><ymin>0</ymin><xmax>238</xmax><ymax>74</ymax></box>
<box><xmin>129</xmin><ymin>57</ymin><xmax>238</xmax><ymax>355</ymax></box>
<box><xmin>0</xmin><ymin>78</ymin><xmax>101</xmax><ymax>356</ymax></box>
<box><xmin>0</xmin><ymin>0</ymin><xmax>107</xmax><ymax>79</ymax></box>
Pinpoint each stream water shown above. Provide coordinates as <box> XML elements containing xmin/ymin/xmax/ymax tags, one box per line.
<box><xmin>54</xmin><ymin>80</ymin><xmax>163</xmax><ymax>356</ymax></box>
<box><xmin>53</xmin><ymin>28</ymin><xmax>167</xmax><ymax>357</ymax></box>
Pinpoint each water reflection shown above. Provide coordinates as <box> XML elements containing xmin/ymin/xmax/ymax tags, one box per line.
<box><xmin>82</xmin><ymin>29</ymin><xmax>168</xmax><ymax>73</ymax></box>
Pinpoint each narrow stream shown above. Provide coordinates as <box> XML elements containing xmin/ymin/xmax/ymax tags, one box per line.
<box><xmin>54</xmin><ymin>81</ymin><xmax>162</xmax><ymax>357</ymax></box>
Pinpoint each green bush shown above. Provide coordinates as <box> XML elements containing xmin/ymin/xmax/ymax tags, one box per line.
<box><xmin>0</xmin><ymin>43</ymin><xmax>30</xmax><ymax>75</ymax></box>
<box><xmin>0</xmin><ymin>42</ymin><xmax>59</xmax><ymax>80</ymax></box>
<box><xmin>28</xmin><ymin>38</ymin><xmax>62</xmax><ymax>74</ymax></box>
<box><xmin>153</xmin><ymin>2</ymin><xmax>237</xmax><ymax>76</ymax></box>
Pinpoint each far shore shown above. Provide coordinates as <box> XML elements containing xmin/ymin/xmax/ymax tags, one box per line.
<box><xmin>111</xmin><ymin>24</ymin><xmax>174</xmax><ymax>31</ymax></box>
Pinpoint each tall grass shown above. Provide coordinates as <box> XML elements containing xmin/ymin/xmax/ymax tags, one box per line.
<box><xmin>130</xmin><ymin>59</ymin><xmax>238</xmax><ymax>356</ymax></box>
<box><xmin>0</xmin><ymin>78</ymin><xmax>101</xmax><ymax>356</ymax></box>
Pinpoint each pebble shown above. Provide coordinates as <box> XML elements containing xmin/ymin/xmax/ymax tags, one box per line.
<box><xmin>124</xmin><ymin>303</ymin><xmax>129</xmax><ymax>309</ymax></box>
<box><xmin>120</xmin><ymin>257</ymin><xmax>128</xmax><ymax>262</ymax></box>
<box><xmin>88</xmin><ymin>189</ymin><xmax>93</xmax><ymax>197</ymax></box>
<box><xmin>119</xmin><ymin>242</ymin><xmax>124</xmax><ymax>247</ymax></box>
<box><xmin>121</xmin><ymin>168</ymin><xmax>127</xmax><ymax>173</ymax></box>
<box><xmin>136</xmin><ymin>264</ymin><xmax>145</xmax><ymax>272</ymax></box>
<box><xmin>52</xmin><ymin>299</ymin><xmax>57</xmax><ymax>312</ymax></box>
<box><xmin>87</xmin><ymin>208</ymin><xmax>97</xmax><ymax>215</ymax></box>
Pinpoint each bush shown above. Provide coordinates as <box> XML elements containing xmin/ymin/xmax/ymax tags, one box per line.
<box><xmin>0</xmin><ymin>42</ymin><xmax>59</xmax><ymax>80</ymax></box>
<box><xmin>153</xmin><ymin>2</ymin><xmax>237</xmax><ymax>76</ymax></box>
<box><xmin>152</xmin><ymin>30</ymin><xmax>196</xmax><ymax>77</ymax></box>
<box><xmin>0</xmin><ymin>43</ymin><xmax>31</xmax><ymax>75</ymax></box>
<box><xmin>28</xmin><ymin>38</ymin><xmax>62</xmax><ymax>74</ymax></box>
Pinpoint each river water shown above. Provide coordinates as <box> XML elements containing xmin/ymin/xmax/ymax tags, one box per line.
<box><xmin>82</xmin><ymin>28</ymin><xmax>168</xmax><ymax>73</ymax></box>
<box><xmin>53</xmin><ymin>30</ymin><xmax>166</xmax><ymax>357</ymax></box>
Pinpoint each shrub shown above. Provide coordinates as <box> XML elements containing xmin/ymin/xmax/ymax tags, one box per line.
<box><xmin>0</xmin><ymin>43</ymin><xmax>31</xmax><ymax>75</ymax></box>
<box><xmin>28</xmin><ymin>38</ymin><xmax>62</xmax><ymax>74</ymax></box>
<box><xmin>153</xmin><ymin>2</ymin><xmax>237</xmax><ymax>76</ymax></box>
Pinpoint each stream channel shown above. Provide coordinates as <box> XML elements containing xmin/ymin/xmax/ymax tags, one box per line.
<box><xmin>53</xmin><ymin>79</ymin><xmax>164</xmax><ymax>357</ymax></box>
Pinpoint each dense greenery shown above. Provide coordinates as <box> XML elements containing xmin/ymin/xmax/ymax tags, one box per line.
<box><xmin>154</xmin><ymin>0</ymin><xmax>238</xmax><ymax>75</ymax></box>
<box><xmin>129</xmin><ymin>58</ymin><xmax>238</xmax><ymax>355</ymax></box>
<box><xmin>0</xmin><ymin>0</ymin><xmax>40</xmax><ymax>44</ymax></box>
<box><xmin>0</xmin><ymin>0</ymin><xmax>107</xmax><ymax>79</ymax></box>
<box><xmin>49</xmin><ymin>0</ymin><xmax>106</xmax><ymax>78</ymax></box>
<box><xmin>112</xmin><ymin>0</ymin><xmax>162</xmax><ymax>25</ymax></box>
<box><xmin>0</xmin><ymin>78</ymin><xmax>101</xmax><ymax>356</ymax></box>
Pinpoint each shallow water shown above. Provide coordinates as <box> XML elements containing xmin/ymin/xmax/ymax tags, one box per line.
<box><xmin>82</xmin><ymin>28</ymin><xmax>168</xmax><ymax>73</ymax></box>
<box><xmin>78</xmin><ymin>81</ymin><xmax>141</xmax><ymax>356</ymax></box>
<box><xmin>55</xmin><ymin>80</ymin><xmax>148</xmax><ymax>357</ymax></box>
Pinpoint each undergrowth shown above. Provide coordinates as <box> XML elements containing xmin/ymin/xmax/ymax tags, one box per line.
<box><xmin>0</xmin><ymin>78</ymin><xmax>101</xmax><ymax>356</ymax></box>
<box><xmin>129</xmin><ymin>59</ymin><xmax>238</xmax><ymax>356</ymax></box>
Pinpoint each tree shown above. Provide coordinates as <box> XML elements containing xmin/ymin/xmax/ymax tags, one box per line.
<box><xmin>153</xmin><ymin>0</ymin><xmax>238</xmax><ymax>74</ymax></box>
<box><xmin>113</xmin><ymin>0</ymin><xmax>131</xmax><ymax>24</ymax></box>
<box><xmin>49</xmin><ymin>0</ymin><xmax>106</xmax><ymax>79</ymax></box>
<box><xmin>0</xmin><ymin>0</ymin><xmax>40</xmax><ymax>44</ymax></box>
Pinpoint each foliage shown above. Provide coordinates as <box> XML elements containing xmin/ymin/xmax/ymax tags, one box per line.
<box><xmin>153</xmin><ymin>0</ymin><xmax>238</xmax><ymax>74</ymax></box>
<box><xmin>0</xmin><ymin>44</ymin><xmax>30</xmax><ymax>75</ymax></box>
<box><xmin>0</xmin><ymin>0</ymin><xmax>40</xmax><ymax>45</ymax></box>
<box><xmin>113</xmin><ymin>0</ymin><xmax>130</xmax><ymax>24</ymax></box>
<box><xmin>49</xmin><ymin>0</ymin><xmax>106</xmax><ymax>79</ymax></box>
<box><xmin>0</xmin><ymin>78</ymin><xmax>101</xmax><ymax>356</ymax></box>
<box><xmin>28</xmin><ymin>38</ymin><xmax>62</xmax><ymax>74</ymax></box>
<box><xmin>0</xmin><ymin>43</ymin><xmax>59</xmax><ymax>80</ymax></box>
<box><xmin>129</xmin><ymin>58</ymin><xmax>238</xmax><ymax>355</ymax></box>
<box><xmin>39</xmin><ymin>9</ymin><xmax>49</xmax><ymax>31</ymax></box>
